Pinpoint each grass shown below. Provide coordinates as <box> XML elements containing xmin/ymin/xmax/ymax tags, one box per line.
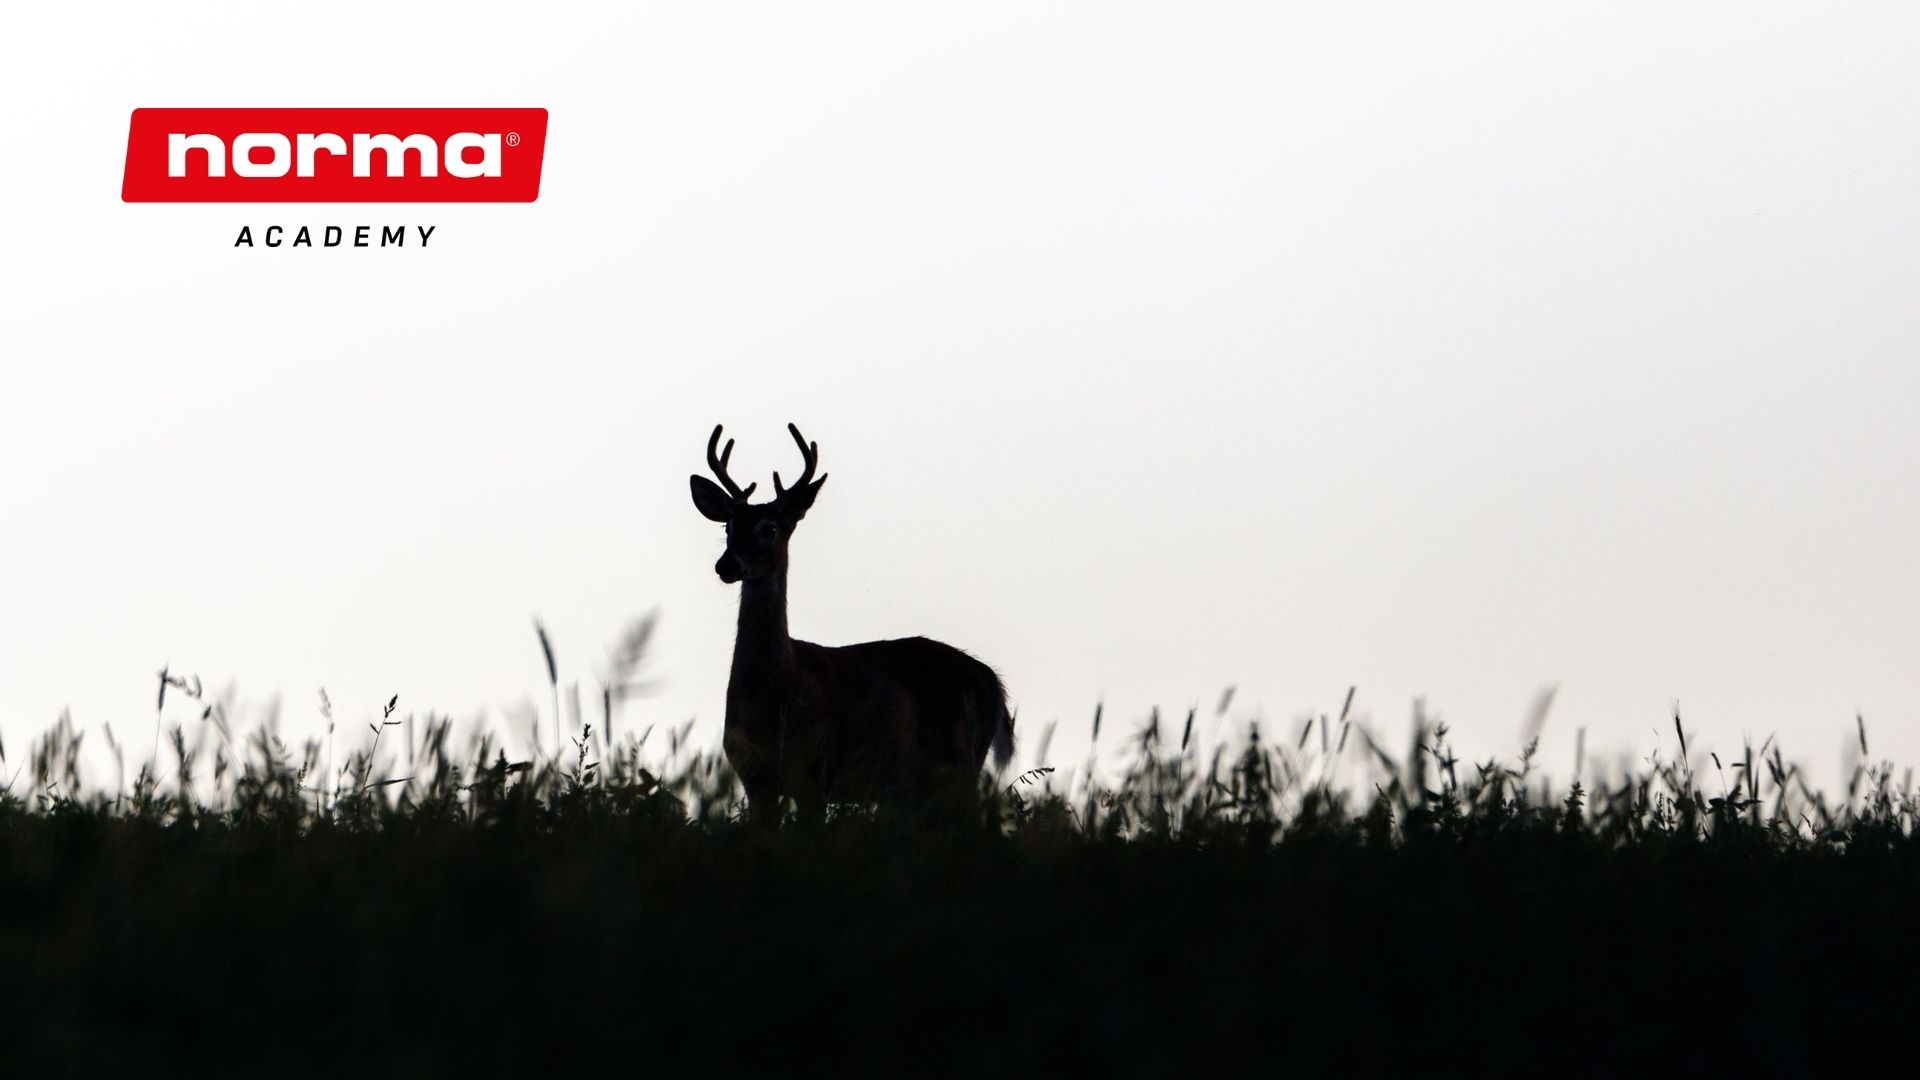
<box><xmin>2</xmin><ymin>656</ymin><xmax>1916</xmax><ymax>1072</ymax></box>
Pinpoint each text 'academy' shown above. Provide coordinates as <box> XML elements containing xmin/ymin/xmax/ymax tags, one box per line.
<box><xmin>233</xmin><ymin>225</ymin><xmax>438</xmax><ymax>248</ymax></box>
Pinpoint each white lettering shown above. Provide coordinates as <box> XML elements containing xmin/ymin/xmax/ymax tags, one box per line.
<box><xmin>165</xmin><ymin>131</ymin><xmax>504</xmax><ymax>180</ymax></box>
<box><xmin>232</xmin><ymin>133</ymin><xmax>292</xmax><ymax>178</ymax></box>
<box><xmin>443</xmin><ymin>132</ymin><xmax>501</xmax><ymax>178</ymax></box>
<box><xmin>353</xmin><ymin>133</ymin><xmax>439</xmax><ymax>178</ymax></box>
<box><xmin>169</xmin><ymin>133</ymin><xmax>225</xmax><ymax>177</ymax></box>
<box><xmin>296</xmin><ymin>133</ymin><xmax>347</xmax><ymax>178</ymax></box>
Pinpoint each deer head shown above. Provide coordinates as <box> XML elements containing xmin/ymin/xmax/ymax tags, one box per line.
<box><xmin>689</xmin><ymin>422</ymin><xmax>828</xmax><ymax>583</ymax></box>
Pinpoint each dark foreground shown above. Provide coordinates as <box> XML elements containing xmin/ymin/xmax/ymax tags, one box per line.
<box><xmin>2</xmin><ymin>722</ymin><xmax>1916</xmax><ymax>1074</ymax></box>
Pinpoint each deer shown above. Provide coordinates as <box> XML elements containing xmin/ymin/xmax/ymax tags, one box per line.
<box><xmin>689</xmin><ymin>422</ymin><xmax>1013</xmax><ymax>821</ymax></box>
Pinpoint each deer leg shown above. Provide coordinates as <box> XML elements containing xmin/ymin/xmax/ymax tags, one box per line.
<box><xmin>742</xmin><ymin>775</ymin><xmax>783</xmax><ymax>829</ymax></box>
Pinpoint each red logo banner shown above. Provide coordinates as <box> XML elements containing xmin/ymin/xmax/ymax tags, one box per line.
<box><xmin>123</xmin><ymin>108</ymin><xmax>548</xmax><ymax>203</ymax></box>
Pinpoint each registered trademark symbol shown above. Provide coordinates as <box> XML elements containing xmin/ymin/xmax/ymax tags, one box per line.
<box><xmin>507</xmin><ymin>132</ymin><xmax>521</xmax><ymax>147</ymax></box>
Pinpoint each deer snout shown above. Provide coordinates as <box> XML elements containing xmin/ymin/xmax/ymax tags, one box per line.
<box><xmin>714</xmin><ymin>551</ymin><xmax>743</xmax><ymax>584</ymax></box>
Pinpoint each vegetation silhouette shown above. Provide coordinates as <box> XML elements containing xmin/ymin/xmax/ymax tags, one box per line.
<box><xmin>2</xmin><ymin>663</ymin><xmax>1915</xmax><ymax>1071</ymax></box>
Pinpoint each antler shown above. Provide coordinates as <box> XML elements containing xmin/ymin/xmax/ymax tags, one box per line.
<box><xmin>705</xmin><ymin>424</ymin><xmax>757</xmax><ymax>502</ymax></box>
<box><xmin>772</xmin><ymin>422</ymin><xmax>821</xmax><ymax>498</ymax></box>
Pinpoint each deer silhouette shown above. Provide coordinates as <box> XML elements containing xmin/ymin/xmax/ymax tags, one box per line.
<box><xmin>690</xmin><ymin>423</ymin><xmax>1013</xmax><ymax>820</ymax></box>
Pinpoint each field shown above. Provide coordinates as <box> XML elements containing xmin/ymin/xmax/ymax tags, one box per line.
<box><xmin>3</xmin><ymin>691</ymin><xmax>1916</xmax><ymax>1074</ymax></box>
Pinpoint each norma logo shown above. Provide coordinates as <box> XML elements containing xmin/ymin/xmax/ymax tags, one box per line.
<box><xmin>123</xmin><ymin>108</ymin><xmax>548</xmax><ymax>202</ymax></box>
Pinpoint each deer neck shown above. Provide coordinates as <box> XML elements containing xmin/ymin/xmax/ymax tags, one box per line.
<box><xmin>730</xmin><ymin>567</ymin><xmax>795</xmax><ymax>693</ymax></box>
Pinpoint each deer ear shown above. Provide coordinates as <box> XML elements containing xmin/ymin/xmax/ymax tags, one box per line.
<box><xmin>690</xmin><ymin>476</ymin><xmax>735</xmax><ymax>522</ymax></box>
<box><xmin>780</xmin><ymin>474</ymin><xmax>828</xmax><ymax>521</ymax></box>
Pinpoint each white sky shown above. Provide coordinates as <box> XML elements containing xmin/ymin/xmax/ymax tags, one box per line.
<box><xmin>2</xmin><ymin>2</ymin><xmax>1916</xmax><ymax>791</ymax></box>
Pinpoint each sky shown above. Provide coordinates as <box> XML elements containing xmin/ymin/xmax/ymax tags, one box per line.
<box><xmin>2</xmin><ymin>2</ymin><xmax>1917</xmax><ymax>792</ymax></box>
